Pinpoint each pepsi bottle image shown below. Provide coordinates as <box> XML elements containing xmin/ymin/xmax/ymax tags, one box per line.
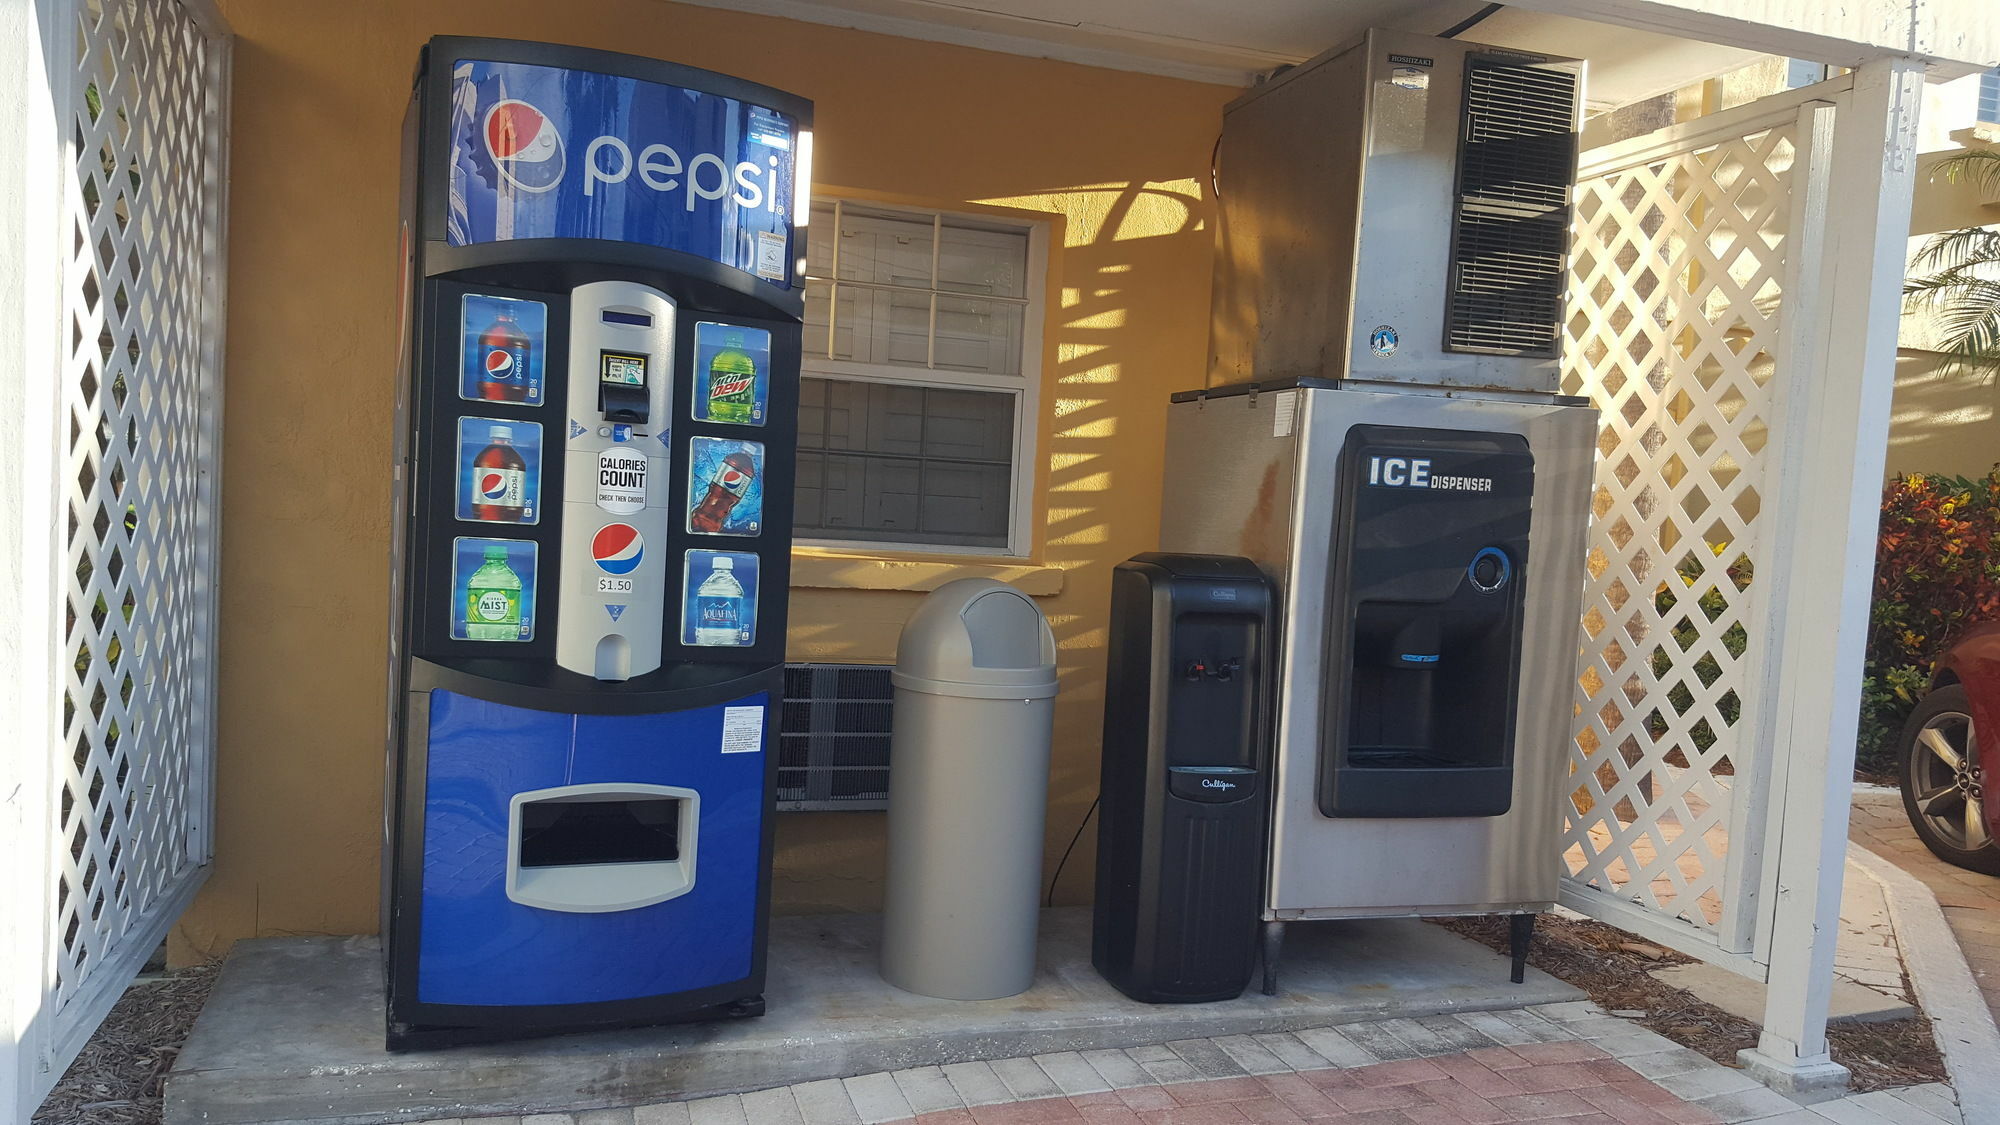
<box><xmin>689</xmin><ymin>452</ymin><xmax>757</xmax><ymax>533</ymax></box>
<box><xmin>478</xmin><ymin>307</ymin><xmax>532</xmax><ymax>401</ymax></box>
<box><xmin>471</xmin><ymin>424</ymin><xmax>528</xmax><ymax>521</ymax></box>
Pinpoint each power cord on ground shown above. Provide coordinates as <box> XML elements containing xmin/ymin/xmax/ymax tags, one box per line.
<box><xmin>1045</xmin><ymin>796</ymin><xmax>1099</xmax><ymax>907</ymax></box>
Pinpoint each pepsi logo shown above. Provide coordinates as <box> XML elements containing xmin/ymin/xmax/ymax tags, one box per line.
<box><xmin>484</xmin><ymin>347</ymin><xmax>516</xmax><ymax>379</ymax></box>
<box><xmin>483</xmin><ymin>100</ymin><xmax>565</xmax><ymax>194</ymax></box>
<box><xmin>478</xmin><ymin>472</ymin><xmax>509</xmax><ymax>501</ymax></box>
<box><xmin>592</xmin><ymin>523</ymin><xmax>644</xmax><ymax>575</ymax></box>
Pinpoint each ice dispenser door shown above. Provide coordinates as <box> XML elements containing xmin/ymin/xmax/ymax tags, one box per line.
<box><xmin>1320</xmin><ymin>425</ymin><xmax>1535</xmax><ymax>818</ymax></box>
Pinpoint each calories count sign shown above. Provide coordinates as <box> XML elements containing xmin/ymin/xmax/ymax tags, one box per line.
<box><xmin>597</xmin><ymin>448</ymin><xmax>647</xmax><ymax>514</ymax></box>
<box><xmin>592</xmin><ymin>522</ymin><xmax>643</xmax><ymax>596</ymax></box>
<box><xmin>446</xmin><ymin>58</ymin><xmax>799</xmax><ymax>285</ymax></box>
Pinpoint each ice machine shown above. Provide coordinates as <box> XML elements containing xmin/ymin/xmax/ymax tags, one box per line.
<box><xmin>1156</xmin><ymin>29</ymin><xmax>1596</xmax><ymax>992</ymax></box>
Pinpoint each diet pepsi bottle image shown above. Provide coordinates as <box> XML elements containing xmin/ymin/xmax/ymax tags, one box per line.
<box><xmin>471</xmin><ymin>424</ymin><xmax>528</xmax><ymax>521</ymax></box>
<box><xmin>689</xmin><ymin>451</ymin><xmax>757</xmax><ymax>533</ymax></box>
<box><xmin>477</xmin><ymin>307</ymin><xmax>533</xmax><ymax>401</ymax></box>
<box><xmin>693</xmin><ymin>555</ymin><xmax>747</xmax><ymax>646</ymax></box>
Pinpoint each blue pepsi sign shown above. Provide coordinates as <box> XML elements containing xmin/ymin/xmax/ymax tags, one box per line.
<box><xmin>446</xmin><ymin>58</ymin><xmax>799</xmax><ymax>287</ymax></box>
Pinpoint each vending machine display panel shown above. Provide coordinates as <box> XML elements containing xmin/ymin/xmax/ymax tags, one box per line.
<box><xmin>455</xmin><ymin>417</ymin><xmax>542</xmax><ymax>524</ymax></box>
<box><xmin>687</xmin><ymin>437</ymin><xmax>763</xmax><ymax>535</ymax></box>
<box><xmin>449</xmin><ymin>537</ymin><xmax>537</xmax><ymax>642</ymax></box>
<box><xmin>459</xmin><ymin>294</ymin><xmax>546</xmax><ymax>404</ymax></box>
<box><xmin>693</xmin><ymin>322</ymin><xmax>770</xmax><ymax>425</ymax></box>
<box><xmin>683</xmin><ymin>550</ymin><xmax>758</xmax><ymax>647</ymax></box>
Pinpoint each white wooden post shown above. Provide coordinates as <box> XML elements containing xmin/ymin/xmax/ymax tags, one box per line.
<box><xmin>1736</xmin><ymin>55</ymin><xmax>1925</xmax><ymax>1100</ymax></box>
<box><xmin>0</xmin><ymin>0</ymin><xmax>69</xmax><ymax>1117</ymax></box>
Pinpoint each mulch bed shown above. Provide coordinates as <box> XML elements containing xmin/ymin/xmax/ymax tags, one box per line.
<box><xmin>1437</xmin><ymin>912</ymin><xmax>1946</xmax><ymax>1093</ymax></box>
<box><xmin>32</xmin><ymin>960</ymin><xmax>217</xmax><ymax>1125</ymax></box>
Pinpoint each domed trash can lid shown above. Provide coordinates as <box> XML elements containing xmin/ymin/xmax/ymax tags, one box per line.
<box><xmin>891</xmin><ymin>578</ymin><xmax>1057</xmax><ymax>699</ymax></box>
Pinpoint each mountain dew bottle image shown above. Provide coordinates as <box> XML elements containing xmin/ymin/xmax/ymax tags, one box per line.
<box><xmin>704</xmin><ymin>332</ymin><xmax>758</xmax><ymax>424</ymax></box>
<box><xmin>693</xmin><ymin>555</ymin><xmax>747</xmax><ymax>645</ymax></box>
<box><xmin>464</xmin><ymin>544</ymin><xmax>524</xmax><ymax>641</ymax></box>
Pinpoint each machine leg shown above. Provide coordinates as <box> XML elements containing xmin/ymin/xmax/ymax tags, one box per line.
<box><xmin>1508</xmin><ymin>913</ymin><xmax>1535</xmax><ymax>984</ymax></box>
<box><xmin>1260</xmin><ymin>920</ymin><xmax>1286</xmax><ymax>996</ymax></box>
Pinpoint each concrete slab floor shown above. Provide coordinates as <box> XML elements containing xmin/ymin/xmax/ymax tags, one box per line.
<box><xmin>164</xmin><ymin>908</ymin><xmax>1580</xmax><ymax>1125</ymax></box>
<box><xmin>1647</xmin><ymin>858</ymin><xmax>1918</xmax><ymax>1026</ymax></box>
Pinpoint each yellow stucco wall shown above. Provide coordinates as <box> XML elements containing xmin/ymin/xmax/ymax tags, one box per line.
<box><xmin>1893</xmin><ymin>148</ymin><xmax>2000</xmax><ymax>480</ymax></box>
<box><xmin>174</xmin><ymin>0</ymin><xmax>1233</xmax><ymax>958</ymax></box>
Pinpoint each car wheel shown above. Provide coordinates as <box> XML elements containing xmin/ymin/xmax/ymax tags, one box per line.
<box><xmin>1898</xmin><ymin>684</ymin><xmax>2000</xmax><ymax>876</ymax></box>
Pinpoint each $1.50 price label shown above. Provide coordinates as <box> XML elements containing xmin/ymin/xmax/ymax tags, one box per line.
<box><xmin>596</xmin><ymin>576</ymin><xmax>635</xmax><ymax>594</ymax></box>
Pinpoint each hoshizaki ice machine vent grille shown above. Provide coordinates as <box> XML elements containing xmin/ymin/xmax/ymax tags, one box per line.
<box><xmin>778</xmin><ymin>663</ymin><xmax>893</xmax><ymax>810</ymax></box>
<box><xmin>1446</xmin><ymin>58</ymin><xmax>1580</xmax><ymax>357</ymax></box>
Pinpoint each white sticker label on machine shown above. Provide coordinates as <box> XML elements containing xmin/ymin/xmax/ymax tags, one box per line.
<box><xmin>596</xmin><ymin>448</ymin><xmax>648</xmax><ymax>514</ymax></box>
<box><xmin>1272</xmin><ymin>390</ymin><xmax>1297</xmax><ymax>437</ymax></box>
<box><xmin>755</xmin><ymin>232</ymin><xmax>787</xmax><ymax>280</ymax></box>
<box><xmin>720</xmin><ymin>706</ymin><xmax>764</xmax><ymax>753</ymax></box>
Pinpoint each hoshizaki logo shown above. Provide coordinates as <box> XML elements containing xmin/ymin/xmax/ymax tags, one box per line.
<box><xmin>483</xmin><ymin>100</ymin><xmax>565</xmax><ymax>193</ymax></box>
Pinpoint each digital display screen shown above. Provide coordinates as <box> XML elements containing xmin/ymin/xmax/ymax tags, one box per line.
<box><xmin>600</xmin><ymin>351</ymin><xmax>648</xmax><ymax>387</ymax></box>
<box><xmin>601</xmin><ymin>310</ymin><xmax>653</xmax><ymax>327</ymax></box>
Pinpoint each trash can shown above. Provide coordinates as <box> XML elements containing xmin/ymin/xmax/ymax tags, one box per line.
<box><xmin>880</xmin><ymin>578</ymin><xmax>1058</xmax><ymax>1000</ymax></box>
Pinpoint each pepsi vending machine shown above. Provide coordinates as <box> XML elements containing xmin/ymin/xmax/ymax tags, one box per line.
<box><xmin>382</xmin><ymin>36</ymin><xmax>809</xmax><ymax>1049</ymax></box>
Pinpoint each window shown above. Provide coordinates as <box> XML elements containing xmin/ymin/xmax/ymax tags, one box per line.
<box><xmin>1783</xmin><ymin>59</ymin><xmax>1827</xmax><ymax>89</ymax></box>
<box><xmin>1981</xmin><ymin>68</ymin><xmax>2000</xmax><ymax>126</ymax></box>
<box><xmin>796</xmin><ymin>201</ymin><xmax>1041</xmax><ymax>552</ymax></box>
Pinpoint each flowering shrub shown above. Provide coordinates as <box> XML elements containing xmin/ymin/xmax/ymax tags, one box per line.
<box><xmin>1858</xmin><ymin>469</ymin><xmax>2000</xmax><ymax>774</ymax></box>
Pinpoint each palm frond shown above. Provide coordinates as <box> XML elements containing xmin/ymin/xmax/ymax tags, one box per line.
<box><xmin>1931</xmin><ymin>149</ymin><xmax>2000</xmax><ymax>194</ymax></box>
<box><xmin>1906</xmin><ymin>269</ymin><xmax>2000</xmax><ymax>300</ymax></box>
<box><xmin>1910</xmin><ymin>227</ymin><xmax>2000</xmax><ymax>274</ymax></box>
<box><xmin>1903</xmin><ymin>211</ymin><xmax>2000</xmax><ymax>373</ymax></box>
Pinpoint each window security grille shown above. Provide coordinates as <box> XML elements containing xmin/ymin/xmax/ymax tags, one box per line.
<box><xmin>778</xmin><ymin>663</ymin><xmax>895</xmax><ymax>810</ymax></box>
<box><xmin>1445</xmin><ymin>57</ymin><xmax>1581</xmax><ymax>357</ymax></box>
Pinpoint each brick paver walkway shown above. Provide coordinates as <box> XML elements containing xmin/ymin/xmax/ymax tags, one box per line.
<box><xmin>1848</xmin><ymin>787</ymin><xmax>2000</xmax><ymax>1022</ymax></box>
<box><xmin>430</xmin><ymin>1002</ymin><xmax>1962</xmax><ymax>1124</ymax></box>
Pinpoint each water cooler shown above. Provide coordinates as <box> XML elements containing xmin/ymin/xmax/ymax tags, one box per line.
<box><xmin>381</xmin><ymin>37</ymin><xmax>809</xmax><ymax>1048</ymax></box>
<box><xmin>1093</xmin><ymin>555</ymin><xmax>1273</xmax><ymax>1003</ymax></box>
<box><xmin>1099</xmin><ymin>28</ymin><xmax>1597</xmax><ymax>997</ymax></box>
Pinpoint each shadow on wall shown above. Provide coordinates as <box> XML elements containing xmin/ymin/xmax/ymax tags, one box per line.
<box><xmin>1025</xmin><ymin>179</ymin><xmax>1210</xmax><ymax>910</ymax></box>
<box><xmin>1886</xmin><ymin>350</ymin><xmax>2000</xmax><ymax>479</ymax></box>
<box><xmin>769</xmin><ymin>179</ymin><xmax>1211</xmax><ymax>914</ymax></box>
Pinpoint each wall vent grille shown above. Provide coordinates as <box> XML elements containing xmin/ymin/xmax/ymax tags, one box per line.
<box><xmin>779</xmin><ymin>663</ymin><xmax>894</xmax><ymax>811</ymax></box>
<box><xmin>1445</xmin><ymin>57</ymin><xmax>1580</xmax><ymax>357</ymax></box>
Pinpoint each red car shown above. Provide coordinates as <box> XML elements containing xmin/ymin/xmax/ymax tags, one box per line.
<box><xmin>1901</xmin><ymin>623</ymin><xmax>2000</xmax><ymax>874</ymax></box>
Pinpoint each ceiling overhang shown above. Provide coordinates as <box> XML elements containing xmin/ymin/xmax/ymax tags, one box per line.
<box><xmin>667</xmin><ymin>0</ymin><xmax>1777</xmax><ymax>109</ymax></box>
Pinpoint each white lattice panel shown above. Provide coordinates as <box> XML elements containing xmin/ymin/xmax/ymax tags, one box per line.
<box><xmin>52</xmin><ymin>0</ymin><xmax>224</xmax><ymax>1038</ymax></box>
<box><xmin>1559</xmin><ymin>120</ymin><xmax>1802</xmax><ymax>953</ymax></box>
